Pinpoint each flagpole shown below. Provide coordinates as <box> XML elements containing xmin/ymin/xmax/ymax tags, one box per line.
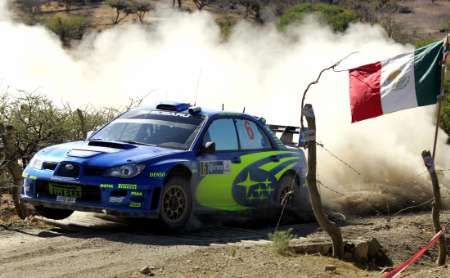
<box><xmin>432</xmin><ymin>35</ymin><xmax>449</xmax><ymax>159</ymax></box>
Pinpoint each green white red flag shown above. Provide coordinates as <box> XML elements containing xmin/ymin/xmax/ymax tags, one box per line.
<box><xmin>349</xmin><ymin>39</ymin><xmax>449</xmax><ymax>123</ymax></box>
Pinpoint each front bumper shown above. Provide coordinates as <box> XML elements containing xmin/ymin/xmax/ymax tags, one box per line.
<box><xmin>21</xmin><ymin>172</ymin><xmax>162</xmax><ymax>219</ymax></box>
<box><xmin>21</xmin><ymin>196</ymin><xmax>159</xmax><ymax>218</ymax></box>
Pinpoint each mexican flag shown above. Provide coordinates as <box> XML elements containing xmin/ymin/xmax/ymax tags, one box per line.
<box><xmin>349</xmin><ymin>39</ymin><xmax>448</xmax><ymax>123</ymax></box>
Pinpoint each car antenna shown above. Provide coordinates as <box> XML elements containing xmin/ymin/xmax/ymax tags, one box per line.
<box><xmin>222</xmin><ymin>103</ymin><xmax>224</xmax><ymax>111</ymax></box>
<box><xmin>193</xmin><ymin>68</ymin><xmax>203</xmax><ymax>106</ymax></box>
<box><xmin>242</xmin><ymin>107</ymin><xmax>246</xmax><ymax>113</ymax></box>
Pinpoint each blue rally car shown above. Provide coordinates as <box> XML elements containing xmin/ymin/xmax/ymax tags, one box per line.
<box><xmin>21</xmin><ymin>102</ymin><xmax>310</xmax><ymax>229</ymax></box>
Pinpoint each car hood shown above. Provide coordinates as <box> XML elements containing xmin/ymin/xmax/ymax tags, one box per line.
<box><xmin>37</xmin><ymin>141</ymin><xmax>183</xmax><ymax>167</ymax></box>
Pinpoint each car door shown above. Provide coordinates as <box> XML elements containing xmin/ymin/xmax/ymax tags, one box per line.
<box><xmin>195</xmin><ymin>117</ymin><xmax>245</xmax><ymax>211</ymax></box>
<box><xmin>195</xmin><ymin>117</ymin><xmax>302</xmax><ymax>212</ymax></box>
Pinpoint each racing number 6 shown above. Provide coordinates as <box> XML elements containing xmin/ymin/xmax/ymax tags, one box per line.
<box><xmin>244</xmin><ymin>120</ymin><xmax>255</xmax><ymax>140</ymax></box>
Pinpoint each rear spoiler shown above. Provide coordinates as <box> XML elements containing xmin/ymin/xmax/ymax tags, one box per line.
<box><xmin>268</xmin><ymin>125</ymin><xmax>300</xmax><ymax>147</ymax></box>
<box><xmin>268</xmin><ymin>125</ymin><xmax>315</xmax><ymax>147</ymax></box>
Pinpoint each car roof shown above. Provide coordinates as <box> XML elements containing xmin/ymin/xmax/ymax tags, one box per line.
<box><xmin>136</xmin><ymin>102</ymin><xmax>260</xmax><ymax>120</ymax></box>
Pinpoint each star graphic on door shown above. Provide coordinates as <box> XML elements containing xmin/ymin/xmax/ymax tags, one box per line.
<box><xmin>237</xmin><ymin>172</ymin><xmax>260</xmax><ymax>197</ymax></box>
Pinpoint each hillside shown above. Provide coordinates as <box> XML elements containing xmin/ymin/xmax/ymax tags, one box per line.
<box><xmin>9</xmin><ymin>1</ymin><xmax>450</xmax><ymax>41</ymax></box>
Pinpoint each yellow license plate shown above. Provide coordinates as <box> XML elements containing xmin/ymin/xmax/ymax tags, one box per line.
<box><xmin>48</xmin><ymin>183</ymin><xmax>82</xmax><ymax>198</ymax></box>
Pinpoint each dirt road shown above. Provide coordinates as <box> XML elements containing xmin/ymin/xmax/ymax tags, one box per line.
<box><xmin>1</xmin><ymin>208</ymin><xmax>450</xmax><ymax>278</ymax></box>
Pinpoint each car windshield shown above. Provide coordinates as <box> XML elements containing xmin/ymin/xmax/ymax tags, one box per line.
<box><xmin>90</xmin><ymin>109</ymin><xmax>205</xmax><ymax>150</ymax></box>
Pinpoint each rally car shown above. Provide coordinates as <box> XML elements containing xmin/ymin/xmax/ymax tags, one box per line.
<box><xmin>21</xmin><ymin>102</ymin><xmax>310</xmax><ymax>229</ymax></box>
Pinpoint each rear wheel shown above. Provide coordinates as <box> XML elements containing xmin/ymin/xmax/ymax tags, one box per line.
<box><xmin>34</xmin><ymin>205</ymin><xmax>74</xmax><ymax>220</ymax></box>
<box><xmin>276</xmin><ymin>174</ymin><xmax>314</xmax><ymax>221</ymax></box>
<box><xmin>159</xmin><ymin>177</ymin><xmax>192</xmax><ymax>230</ymax></box>
<box><xmin>276</xmin><ymin>174</ymin><xmax>297</xmax><ymax>209</ymax></box>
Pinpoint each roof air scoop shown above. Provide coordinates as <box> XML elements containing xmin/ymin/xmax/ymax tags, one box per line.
<box><xmin>156</xmin><ymin>102</ymin><xmax>190</xmax><ymax>112</ymax></box>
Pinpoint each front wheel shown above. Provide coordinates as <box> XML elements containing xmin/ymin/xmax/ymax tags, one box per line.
<box><xmin>34</xmin><ymin>205</ymin><xmax>74</xmax><ymax>220</ymax></box>
<box><xmin>159</xmin><ymin>177</ymin><xmax>192</xmax><ymax>230</ymax></box>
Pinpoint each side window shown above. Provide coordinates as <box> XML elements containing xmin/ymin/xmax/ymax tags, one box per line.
<box><xmin>235</xmin><ymin>119</ymin><xmax>271</xmax><ymax>150</ymax></box>
<box><xmin>204</xmin><ymin>119</ymin><xmax>238</xmax><ymax>151</ymax></box>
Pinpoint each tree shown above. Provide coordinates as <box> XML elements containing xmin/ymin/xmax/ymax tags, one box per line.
<box><xmin>277</xmin><ymin>3</ymin><xmax>359</xmax><ymax>32</ymax></box>
<box><xmin>59</xmin><ymin>0</ymin><xmax>74</xmax><ymax>11</ymax></box>
<box><xmin>193</xmin><ymin>0</ymin><xmax>208</xmax><ymax>10</ymax></box>
<box><xmin>20</xmin><ymin>0</ymin><xmax>43</xmax><ymax>16</ymax></box>
<box><xmin>135</xmin><ymin>0</ymin><xmax>153</xmax><ymax>23</ymax></box>
<box><xmin>173</xmin><ymin>0</ymin><xmax>182</xmax><ymax>8</ymax></box>
<box><xmin>239</xmin><ymin>0</ymin><xmax>269</xmax><ymax>24</ymax></box>
<box><xmin>45</xmin><ymin>14</ymin><xmax>87</xmax><ymax>46</ymax></box>
<box><xmin>107</xmin><ymin>0</ymin><xmax>137</xmax><ymax>24</ymax></box>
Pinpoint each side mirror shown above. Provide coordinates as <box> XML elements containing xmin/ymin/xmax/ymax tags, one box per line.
<box><xmin>201</xmin><ymin>141</ymin><xmax>216</xmax><ymax>154</ymax></box>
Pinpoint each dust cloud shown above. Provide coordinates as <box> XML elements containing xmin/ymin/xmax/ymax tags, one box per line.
<box><xmin>0</xmin><ymin>2</ymin><xmax>448</xmax><ymax>215</ymax></box>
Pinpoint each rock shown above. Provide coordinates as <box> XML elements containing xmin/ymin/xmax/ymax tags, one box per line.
<box><xmin>343</xmin><ymin>251</ymin><xmax>353</xmax><ymax>260</ymax></box>
<box><xmin>354</xmin><ymin>241</ymin><xmax>369</xmax><ymax>262</ymax></box>
<box><xmin>289</xmin><ymin>240</ymin><xmax>333</xmax><ymax>256</ymax></box>
<box><xmin>139</xmin><ymin>266</ymin><xmax>155</xmax><ymax>276</ymax></box>
<box><xmin>324</xmin><ymin>265</ymin><xmax>336</xmax><ymax>272</ymax></box>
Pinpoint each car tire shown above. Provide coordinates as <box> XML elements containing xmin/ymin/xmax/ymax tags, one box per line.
<box><xmin>34</xmin><ymin>205</ymin><xmax>74</xmax><ymax>220</ymax></box>
<box><xmin>159</xmin><ymin>177</ymin><xmax>192</xmax><ymax>230</ymax></box>
<box><xmin>276</xmin><ymin>174</ymin><xmax>314</xmax><ymax>222</ymax></box>
<box><xmin>276</xmin><ymin>174</ymin><xmax>297</xmax><ymax>209</ymax></box>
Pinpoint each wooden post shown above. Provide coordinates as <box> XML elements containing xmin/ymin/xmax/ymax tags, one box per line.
<box><xmin>303</xmin><ymin>104</ymin><xmax>344</xmax><ymax>259</ymax></box>
<box><xmin>432</xmin><ymin>62</ymin><xmax>447</xmax><ymax>159</ymax></box>
<box><xmin>2</xmin><ymin>125</ymin><xmax>27</xmax><ymax>219</ymax></box>
<box><xmin>76</xmin><ymin>109</ymin><xmax>87</xmax><ymax>139</ymax></box>
<box><xmin>423</xmin><ymin>36</ymin><xmax>448</xmax><ymax>266</ymax></box>
<box><xmin>422</xmin><ymin>151</ymin><xmax>446</xmax><ymax>265</ymax></box>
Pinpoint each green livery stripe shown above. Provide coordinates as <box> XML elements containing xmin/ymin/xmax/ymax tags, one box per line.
<box><xmin>259</xmin><ymin>157</ymin><xmax>299</xmax><ymax>172</ymax></box>
<box><xmin>275</xmin><ymin>161</ymin><xmax>299</xmax><ymax>180</ymax></box>
<box><xmin>196</xmin><ymin>151</ymin><xmax>299</xmax><ymax>211</ymax></box>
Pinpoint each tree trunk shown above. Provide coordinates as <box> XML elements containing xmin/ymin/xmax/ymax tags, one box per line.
<box><xmin>422</xmin><ymin>150</ymin><xmax>447</xmax><ymax>265</ymax></box>
<box><xmin>2</xmin><ymin>125</ymin><xmax>27</xmax><ymax>219</ymax></box>
<box><xmin>303</xmin><ymin>104</ymin><xmax>344</xmax><ymax>259</ymax></box>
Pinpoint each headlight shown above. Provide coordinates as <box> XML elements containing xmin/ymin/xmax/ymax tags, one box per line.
<box><xmin>29</xmin><ymin>156</ymin><xmax>43</xmax><ymax>170</ymax></box>
<box><xmin>105</xmin><ymin>164</ymin><xmax>145</xmax><ymax>178</ymax></box>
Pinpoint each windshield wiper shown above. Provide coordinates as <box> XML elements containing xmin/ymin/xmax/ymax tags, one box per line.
<box><xmin>116</xmin><ymin>140</ymin><xmax>155</xmax><ymax>146</ymax></box>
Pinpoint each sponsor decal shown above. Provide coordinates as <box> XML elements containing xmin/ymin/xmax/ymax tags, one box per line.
<box><xmin>130</xmin><ymin>191</ymin><xmax>143</xmax><ymax>197</ymax></box>
<box><xmin>118</xmin><ymin>184</ymin><xmax>137</xmax><ymax>190</ymax></box>
<box><xmin>150</xmin><ymin>110</ymin><xmax>190</xmax><ymax>118</ymax></box>
<box><xmin>56</xmin><ymin>196</ymin><xmax>76</xmax><ymax>204</ymax></box>
<box><xmin>49</xmin><ymin>183</ymin><xmax>81</xmax><ymax>198</ymax></box>
<box><xmin>109</xmin><ymin>196</ymin><xmax>125</xmax><ymax>203</ymax></box>
<box><xmin>149</xmin><ymin>172</ymin><xmax>166</xmax><ymax>178</ymax></box>
<box><xmin>29</xmin><ymin>176</ymin><xmax>38</xmax><ymax>180</ymax></box>
<box><xmin>129</xmin><ymin>202</ymin><xmax>142</xmax><ymax>208</ymax></box>
<box><xmin>200</xmin><ymin>161</ymin><xmax>231</xmax><ymax>176</ymax></box>
<box><xmin>100</xmin><ymin>184</ymin><xmax>114</xmax><ymax>189</ymax></box>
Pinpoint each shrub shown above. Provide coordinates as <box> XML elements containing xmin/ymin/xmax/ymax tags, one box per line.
<box><xmin>277</xmin><ymin>3</ymin><xmax>359</xmax><ymax>32</ymax></box>
<box><xmin>441</xmin><ymin>20</ymin><xmax>450</xmax><ymax>33</ymax></box>
<box><xmin>215</xmin><ymin>16</ymin><xmax>237</xmax><ymax>41</ymax></box>
<box><xmin>268</xmin><ymin>228</ymin><xmax>294</xmax><ymax>256</ymax></box>
<box><xmin>45</xmin><ymin>14</ymin><xmax>87</xmax><ymax>46</ymax></box>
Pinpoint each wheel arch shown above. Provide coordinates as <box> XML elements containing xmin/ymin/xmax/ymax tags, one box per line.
<box><xmin>279</xmin><ymin>169</ymin><xmax>302</xmax><ymax>188</ymax></box>
<box><xmin>164</xmin><ymin>164</ymin><xmax>192</xmax><ymax>185</ymax></box>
